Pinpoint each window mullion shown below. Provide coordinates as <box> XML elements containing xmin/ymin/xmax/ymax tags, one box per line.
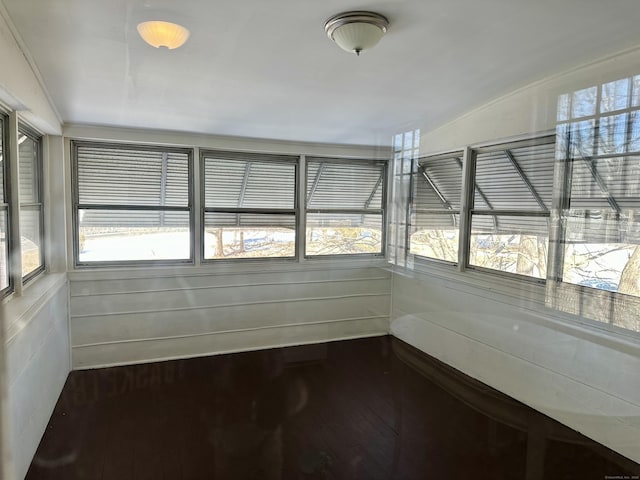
<box><xmin>8</xmin><ymin>112</ymin><xmax>22</xmax><ymax>294</ymax></box>
<box><xmin>193</xmin><ymin>146</ymin><xmax>201</xmax><ymax>266</ymax></box>
<box><xmin>297</xmin><ymin>154</ymin><xmax>305</xmax><ymax>263</ymax></box>
<box><xmin>458</xmin><ymin>146</ymin><xmax>474</xmax><ymax>272</ymax></box>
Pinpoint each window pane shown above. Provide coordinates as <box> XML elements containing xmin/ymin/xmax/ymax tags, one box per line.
<box><xmin>203</xmin><ymin>156</ymin><xmax>295</xmax><ymax>209</ymax></box>
<box><xmin>598</xmin><ymin>113</ymin><xmax>628</xmax><ymax>155</ymax></box>
<box><xmin>77</xmin><ymin>145</ymin><xmax>189</xmax><ymax>207</ymax></box>
<box><xmin>570</xmin><ymin>120</ymin><xmax>596</xmax><ymax>157</ymax></box>
<box><xmin>474</xmin><ymin>142</ymin><xmax>555</xmax><ymax>211</ymax></box>
<box><xmin>306</xmin><ymin>213</ymin><xmax>382</xmax><ymax>256</ymax></box>
<box><xmin>78</xmin><ymin>209</ymin><xmax>190</xmax><ymax>262</ymax></box>
<box><xmin>0</xmin><ymin>121</ymin><xmax>4</xmax><ymax>203</ymax></box>
<box><xmin>204</xmin><ymin>212</ymin><xmax>295</xmax><ymax>259</ymax></box>
<box><xmin>415</xmin><ymin>155</ymin><xmax>463</xmax><ymax>210</ymax></box>
<box><xmin>572</xmin><ymin>86</ymin><xmax>597</xmax><ymax>118</ymax></box>
<box><xmin>601</xmin><ymin>78</ymin><xmax>631</xmax><ymax>113</ymax></box>
<box><xmin>410</xmin><ymin>213</ymin><xmax>459</xmax><ymax>262</ymax></box>
<box><xmin>562</xmin><ymin>209</ymin><xmax>640</xmax><ymax>296</ymax></box>
<box><xmin>18</xmin><ymin>134</ymin><xmax>39</xmax><ymax>203</ymax></box>
<box><xmin>568</xmin><ymin>156</ymin><xmax>640</xmax><ymax>211</ymax></box>
<box><xmin>557</xmin><ymin>93</ymin><xmax>570</xmax><ymax>122</ymax></box>
<box><xmin>306</xmin><ymin>160</ymin><xmax>385</xmax><ymax>210</ymax></box>
<box><xmin>20</xmin><ymin>207</ymin><xmax>42</xmax><ymax>276</ymax></box>
<box><xmin>469</xmin><ymin>215</ymin><xmax>549</xmax><ymax>279</ymax></box>
<box><xmin>0</xmin><ymin>210</ymin><xmax>8</xmax><ymax>290</ymax></box>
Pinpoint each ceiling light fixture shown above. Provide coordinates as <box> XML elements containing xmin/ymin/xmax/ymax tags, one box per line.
<box><xmin>137</xmin><ymin>21</ymin><xmax>190</xmax><ymax>49</ymax></box>
<box><xmin>324</xmin><ymin>11</ymin><xmax>389</xmax><ymax>56</ymax></box>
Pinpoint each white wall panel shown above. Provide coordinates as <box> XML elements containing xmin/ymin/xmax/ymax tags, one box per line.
<box><xmin>72</xmin><ymin>317</ymin><xmax>388</xmax><ymax>368</ymax></box>
<box><xmin>6</xmin><ymin>281</ymin><xmax>70</xmax><ymax>480</ymax></box>
<box><xmin>69</xmin><ymin>264</ymin><xmax>391</xmax><ymax>368</ymax></box>
<box><xmin>391</xmin><ymin>271</ymin><xmax>640</xmax><ymax>463</ymax></box>
<box><xmin>69</xmin><ymin>278</ymin><xmax>390</xmax><ymax>316</ymax></box>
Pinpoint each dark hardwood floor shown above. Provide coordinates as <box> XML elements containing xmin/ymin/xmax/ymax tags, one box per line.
<box><xmin>26</xmin><ymin>336</ymin><xmax>639</xmax><ymax>479</ymax></box>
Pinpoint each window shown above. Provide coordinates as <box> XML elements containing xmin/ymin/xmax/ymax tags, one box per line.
<box><xmin>18</xmin><ymin>126</ymin><xmax>44</xmax><ymax>281</ymax></box>
<box><xmin>389</xmin><ymin>130</ymin><xmax>420</xmax><ymax>267</ymax></box>
<box><xmin>0</xmin><ymin>115</ymin><xmax>9</xmax><ymax>295</ymax></box>
<box><xmin>73</xmin><ymin>142</ymin><xmax>193</xmax><ymax>265</ymax></box>
<box><xmin>556</xmin><ymin>76</ymin><xmax>640</xmax><ymax>297</ymax></box>
<box><xmin>201</xmin><ymin>150</ymin><xmax>297</xmax><ymax>260</ymax></box>
<box><xmin>410</xmin><ymin>152</ymin><xmax>463</xmax><ymax>263</ymax></box>
<box><xmin>468</xmin><ymin>136</ymin><xmax>555</xmax><ymax>279</ymax></box>
<box><xmin>305</xmin><ymin>158</ymin><xmax>386</xmax><ymax>257</ymax></box>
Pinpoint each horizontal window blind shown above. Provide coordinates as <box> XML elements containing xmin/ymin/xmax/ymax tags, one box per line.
<box><xmin>474</xmin><ymin>141</ymin><xmax>554</xmax><ymax>213</ymax></box>
<box><xmin>18</xmin><ymin>135</ymin><xmax>38</xmax><ymax>203</ymax></box>
<box><xmin>204</xmin><ymin>212</ymin><xmax>296</xmax><ymax>228</ymax></box>
<box><xmin>76</xmin><ymin>145</ymin><xmax>190</xmax><ymax>207</ymax></box>
<box><xmin>306</xmin><ymin>158</ymin><xmax>384</xmax><ymax>210</ymax></box>
<box><xmin>413</xmin><ymin>153</ymin><xmax>462</xmax><ymax>230</ymax></box>
<box><xmin>202</xmin><ymin>152</ymin><xmax>297</xmax><ymax>210</ymax></box>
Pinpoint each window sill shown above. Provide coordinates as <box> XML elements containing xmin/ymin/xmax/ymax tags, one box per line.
<box><xmin>390</xmin><ymin>258</ymin><xmax>640</xmax><ymax>356</ymax></box>
<box><xmin>68</xmin><ymin>257</ymin><xmax>390</xmax><ymax>281</ymax></box>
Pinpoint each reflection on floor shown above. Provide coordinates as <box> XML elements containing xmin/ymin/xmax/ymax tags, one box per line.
<box><xmin>27</xmin><ymin>337</ymin><xmax>639</xmax><ymax>479</ymax></box>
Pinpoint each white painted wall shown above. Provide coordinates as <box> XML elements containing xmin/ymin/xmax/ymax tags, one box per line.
<box><xmin>69</xmin><ymin>262</ymin><xmax>391</xmax><ymax>368</ymax></box>
<box><xmin>391</xmin><ymin>269</ymin><xmax>640</xmax><ymax>463</ymax></box>
<box><xmin>418</xmin><ymin>45</ymin><xmax>640</xmax><ymax>155</ymax></box>
<box><xmin>4</xmin><ymin>275</ymin><xmax>69</xmax><ymax>479</ymax></box>
<box><xmin>390</xmin><ymin>45</ymin><xmax>640</xmax><ymax>464</ymax></box>
<box><xmin>0</xmin><ymin>3</ymin><xmax>60</xmax><ymax>134</ymax></box>
<box><xmin>0</xmin><ymin>12</ymin><xmax>67</xmax><ymax>470</ymax></box>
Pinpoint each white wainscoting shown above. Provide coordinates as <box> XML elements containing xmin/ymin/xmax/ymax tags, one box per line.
<box><xmin>5</xmin><ymin>275</ymin><xmax>70</xmax><ymax>480</ymax></box>
<box><xmin>69</xmin><ymin>262</ymin><xmax>391</xmax><ymax>369</ymax></box>
<box><xmin>391</xmin><ymin>270</ymin><xmax>640</xmax><ymax>464</ymax></box>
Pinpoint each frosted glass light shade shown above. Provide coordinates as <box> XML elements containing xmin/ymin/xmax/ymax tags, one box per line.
<box><xmin>137</xmin><ymin>21</ymin><xmax>190</xmax><ymax>49</ymax></box>
<box><xmin>331</xmin><ymin>23</ymin><xmax>385</xmax><ymax>54</ymax></box>
<box><xmin>325</xmin><ymin>11</ymin><xmax>389</xmax><ymax>56</ymax></box>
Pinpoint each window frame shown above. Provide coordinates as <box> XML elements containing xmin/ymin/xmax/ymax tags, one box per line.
<box><xmin>409</xmin><ymin>150</ymin><xmax>465</xmax><ymax>266</ymax></box>
<box><xmin>71</xmin><ymin>140</ymin><xmax>195</xmax><ymax>268</ymax></box>
<box><xmin>199</xmin><ymin>149</ymin><xmax>299</xmax><ymax>263</ymax></box>
<box><xmin>18</xmin><ymin>123</ymin><xmax>45</xmax><ymax>283</ymax></box>
<box><xmin>0</xmin><ymin>112</ymin><xmax>11</xmax><ymax>298</ymax></box>
<box><xmin>465</xmin><ymin>135</ymin><xmax>556</xmax><ymax>283</ymax></box>
<box><xmin>552</xmin><ymin>78</ymin><xmax>640</xmax><ymax>291</ymax></box>
<box><xmin>304</xmin><ymin>157</ymin><xmax>388</xmax><ymax>260</ymax></box>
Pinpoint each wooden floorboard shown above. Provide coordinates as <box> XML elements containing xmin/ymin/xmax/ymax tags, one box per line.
<box><xmin>26</xmin><ymin>336</ymin><xmax>639</xmax><ymax>479</ymax></box>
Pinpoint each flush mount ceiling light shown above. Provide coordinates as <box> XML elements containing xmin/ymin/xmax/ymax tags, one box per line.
<box><xmin>324</xmin><ymin>11</ymin><xmax>389</xmax><ymax>56</ymax></box>
<box><xmin>137</xmin><ymin>21</ymin><xmax>190</xmax><ymax>49</ymax></box>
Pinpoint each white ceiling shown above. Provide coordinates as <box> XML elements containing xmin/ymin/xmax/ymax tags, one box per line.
<box><xmin>3</xmin><ymin>0</ymin><xmax>640</xmax><ymax>145</ymax></box>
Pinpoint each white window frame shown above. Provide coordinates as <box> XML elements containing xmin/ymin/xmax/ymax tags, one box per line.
<box><xmin>304</xmin><ymin>157</ymin><xmax>388</xmax><ymax>259</ymax></box>
<box><xmin>71</xmin><ymin>140</ymin><xmax>195</xmax><ymax>267</ymax></box>
<box><xmin>199</xmin><ymin>149</ymin><xmax>299</xmax><ymax>263</ymax></box>
<box><xmin>18</xmin><ymin>123</ymin><xmax>45</xmax><ymax>283</ymax></box>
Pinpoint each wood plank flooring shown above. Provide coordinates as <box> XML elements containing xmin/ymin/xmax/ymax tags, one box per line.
<box><xmin>26</xmin><ymin>337</ymin><xmax>639</xmax><ymax>479</ymax></box>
